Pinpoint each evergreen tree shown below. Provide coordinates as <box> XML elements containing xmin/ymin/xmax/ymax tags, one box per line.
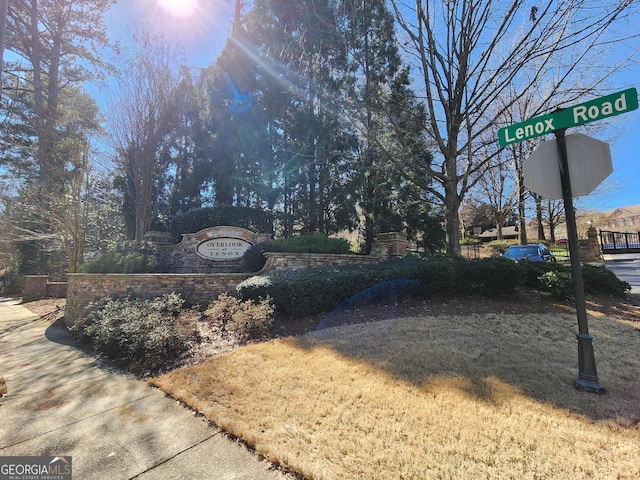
<box><xmin>3</xmin><ymin>0</ymin><xmax>112</xmax><ymax>192</ymax></box>
<box><xmin>337</xmin><ymin>0</ymin><xmax>436</xmax><ymax>252</ymax></box>
<box><xmin>339</xmin><ymin>0</ymin><xmax>402</xmax><ymax>251</ymax></box>
<box><xmin>165</xmin><ymin>67</ymin><xmax>205</xmax><ymax>217</ymax></box>
<box><xmin>242</xmin><ymin>0</ymin><xmax>360</xmax><ymax>235</ymax></box>
<box><xmin>0</xmin><ymin>0</ymin><xmax>112</xmax><ymax>275</ymax></box>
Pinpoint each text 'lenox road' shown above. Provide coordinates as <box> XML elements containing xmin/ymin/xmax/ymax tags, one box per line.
<box><xmin>498</xmin><ymin>87</ymin><xmax>638</xmax><ymax>146</ymax></box>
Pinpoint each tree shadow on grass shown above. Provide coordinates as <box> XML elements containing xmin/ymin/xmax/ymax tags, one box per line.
<box><xmin>293</xmin><ymin>283</ymin><xmax>640</xmax><ymax>424</ymax></box>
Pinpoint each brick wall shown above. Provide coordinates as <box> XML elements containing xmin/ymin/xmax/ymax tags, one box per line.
<box><xmin>262</xmin><ymin>252</ymin><xmax>381</xmax><ymax>273</ymax></box>
<box><xmin>47</xmin><ymin>282</ymin><xmax>68</xmax><ymax>298</ymax></box>
<box><xmin>23</xmin><ymin>276</ymin><xmax>49</xmax><ymax>303</ymax></box>
<box><xmin>63</xmin><ymin>250</ymin><xmax>392</xmax><ymax>326</ymax></box>
<box><xmin>22</xmin><ymin>276</ymin><xmax>68</xmax><ymax>302</ymax></box>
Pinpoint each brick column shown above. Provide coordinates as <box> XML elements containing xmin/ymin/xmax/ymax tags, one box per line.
<box><xmin>578</xmin><ymin>227</ymin><xmax>601</xmax><ymax>261</ymax></box>
<box><xmin>371</xmin><ymin>232</ymin><xmax>408</xmax><ymax>257</ymax></box>
<box><xmin>22</xmin><ymin>275</ymin><xmax>48</xmax><ymax>302</ymax></box>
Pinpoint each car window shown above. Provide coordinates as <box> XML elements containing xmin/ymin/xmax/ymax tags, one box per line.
<box><xmin>505</xmin><ymin>246</ymin><xmax>537</xmax><ymax>257</ymax></box>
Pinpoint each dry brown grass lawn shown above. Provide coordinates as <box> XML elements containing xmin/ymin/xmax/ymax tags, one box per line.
<box><xmin>151</xmin><ymin>298</ymin><xmax>640</xmax><ymax>479</ymax></box>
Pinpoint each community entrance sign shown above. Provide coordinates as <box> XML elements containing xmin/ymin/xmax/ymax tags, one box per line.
<box><xmin>196</xmin><ymin>237</ymin><xmax>252</xmax><ymax>261</ymax></box>
<box><xmin>498</xmin><ymin>88</ymin><xmax>638</xmax><ymax>146</ymax></box>
<box><xmin>497</xmin><ymin>87</ymin><xmax>638</xmax><ymax>394</ymax></box>
<box><xmin>154</xmin><ymin>226</ymin><xmax>271</xmax><ymax>274</ymax></box>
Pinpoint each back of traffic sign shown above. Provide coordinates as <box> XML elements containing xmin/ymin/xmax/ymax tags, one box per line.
<box><xmin>523</xmin><ymin>133</ymin><xmax>612</xmax><ymax>200</ymax></box>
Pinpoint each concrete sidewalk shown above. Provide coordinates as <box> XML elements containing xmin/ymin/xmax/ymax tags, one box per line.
<box><xmin>0</xmin><ymin>298</ymin><xmax>295</xmax><ymax>480</ymax></box>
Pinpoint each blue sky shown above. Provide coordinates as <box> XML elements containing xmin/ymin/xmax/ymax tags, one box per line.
<box><xmin>104</xmin><ymin>0</ymin><xmax>233</xmax><ymax>68</ymax></box>
<box><xmin>104</xmin><ymin>0</ymin><xmax>640</xmax><ymax>213</ymax></box>
<box><xmin>593</xmin><ymin>114</ymin><xmax>640</xmax><ymax>212</ymax></box>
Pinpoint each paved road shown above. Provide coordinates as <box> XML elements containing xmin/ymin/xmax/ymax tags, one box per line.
<box><xmin>603</xmin><ymin>257</ymin><xmax>640</xmax><ymax>303</ymax></box>
<box><xmin>0</xmin><ymin>298</ymin><xmax>295</xmax><ymax>480</ymax></box>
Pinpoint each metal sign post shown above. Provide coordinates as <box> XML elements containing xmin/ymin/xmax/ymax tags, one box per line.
<box><xmin>554</xmin><ymin>128</ymin><xmax>605</xmax><ymax>393</ymax></box>
<box><xmin>498</xmin><ymin>88</ymin><xmax>640</xmax><ymax>393</ymax></box>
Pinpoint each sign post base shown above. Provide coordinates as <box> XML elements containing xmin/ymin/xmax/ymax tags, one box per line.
<box><xmin>573</xmin><ymin>333</ymin><xmax>606</xmax><ymax>394</ymax></box>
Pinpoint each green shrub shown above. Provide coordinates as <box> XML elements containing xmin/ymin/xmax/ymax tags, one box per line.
<box><xmin>456</xmin><ymin>257</ymin><xmax>525</xmax><ymax>296</ymax></box>
<box><xmin>261</xmin><ymin>267</ymin><xmax>346</xmax><ymax>317</ymax></box>
<box><xmin>539</xmin><ymin>270</ymin><xmax>574</xmax><ymax>300</ymax></box>
<box><xmin>205</xmin><ymin>293</ymin><xmax>274</xmax><ymax>343</ymax></box>
<box><xmin>397</xmin><ymin>254</ymin><xmax>460</xmax><ymax>296</ymax></box>
<box><xmin>0</xmin><ymin>265</ymin><xmax>24</xmax><ymax>295</ymax></box>
<box><xmin>81</xmin><ymin>242</ymin><xmax>162</xmax><ymax>273</ymax></box>
<box><xmin>519</xmin><ymin>262</ymin><xmax>630</xmax><ymax>299</ymax></box>
<box><xmin>460</xmin><ymin>237</ymin><xmax>480</xmax><ymax>245</ymax></box>
<box><xmin>236</xmin><ymin>275</ymin><xmax>273</xmax><ymax>303</ymax></box>
<box><xmin>70</xmin><ymin>293</ymin><xmax>198</xmax><ymax>373</ymax></box>
<box><xmin>519</xmin><ymin>260</ymin><xmax>566</xmax><ymax>289</ymax></box>
<box><xmin>242</xmin><ymin>241</ymin><xmax>273</xmax><ymax>272</ymax></box>
<box><xmin>582</xmin><ymin>264</ymin><xmax>631</xmax><ymax>297</ymax></box>
<box><xmin>240</xmin><ymin>255</ymin><xmax>631</xmax><ymax>318</ymax></box>
<box><xmin>238</xmin><ymin>264</ymin><xmax>389</xmax><ymax>317</ymax></box>
<box><xmin>270</xmin><ymin>235</ymin><xmax>352</xmax><ymax>254</ymax></box>
<box><xmin>238</xmin><ymin>254</ymin><xmax>527</xmax><ymax>317</ymax></box>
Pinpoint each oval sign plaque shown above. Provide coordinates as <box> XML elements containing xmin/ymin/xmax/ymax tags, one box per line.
<box><xmin>196</xmin><ymin>237</ymin><xmax>252</xmax><ymax>261</ymax></box>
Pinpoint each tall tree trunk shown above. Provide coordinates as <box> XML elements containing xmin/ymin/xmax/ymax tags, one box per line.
<box><xmin>444</xmin><ymin>178</ymin><xmax>461</xmax><ymax>254</ymax></box>
<box><xmin>516</xmin><ymin>159</ymin><xmax>528</xmax><ymax>245</ymax></box>
<box><xmin>308</xmin><ymin>160</ymin><xmax>318</xmax><ymax>232</ymax></box>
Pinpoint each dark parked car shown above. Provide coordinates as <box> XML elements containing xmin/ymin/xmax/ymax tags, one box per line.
<box><xmin>502</xmin><ymin>244</ymin><xmax>556</xmax><ymax>262</ymax></box>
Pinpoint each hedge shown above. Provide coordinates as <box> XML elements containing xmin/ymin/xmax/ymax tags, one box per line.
<box><xmin>237</xmin><ymin>255</ymin><xmax>631</xmax><ymax>317</ymax></box>
<box><xmin>237</xmin><ymin>254</ymin><xmax>525</xmax><ymax>317</ymax></box>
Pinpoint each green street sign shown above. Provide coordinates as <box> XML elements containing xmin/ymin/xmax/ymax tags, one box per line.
<box><xmin>498</xmin><ymin>87</ymin><xmax>638</xmax><ymax>147</ymax></box>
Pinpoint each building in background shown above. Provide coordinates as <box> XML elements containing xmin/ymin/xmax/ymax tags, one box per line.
<box><xmin>598</xmin><ymin>205</ymin><xmax>640</xmax><ymax>232</ymax></box>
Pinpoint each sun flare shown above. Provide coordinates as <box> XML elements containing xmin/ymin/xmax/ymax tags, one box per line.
<box><xmin>157</xmin><ymin>0</ymin><xmax>199</xmax><ymax>17</ymax></box>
